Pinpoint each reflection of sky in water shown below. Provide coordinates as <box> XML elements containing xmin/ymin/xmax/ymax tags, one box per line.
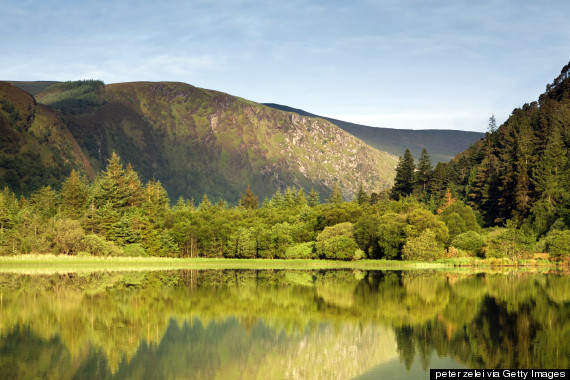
<box><xmin>355</xmin><ymin>355</ymin><xmax>465</xmax><ymax>380</ymax></box>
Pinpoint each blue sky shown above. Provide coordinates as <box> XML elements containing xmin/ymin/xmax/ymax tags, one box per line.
<box><xmin>1</xmin><ymin>0</ymin><xmax>569</xmax><ymax>132</ymax></box>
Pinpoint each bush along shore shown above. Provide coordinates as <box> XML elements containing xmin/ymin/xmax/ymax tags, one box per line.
<box><xmin>0</xmin><ymin>153</ymin><xmax>568</xmax><ymax>264</ymax></box>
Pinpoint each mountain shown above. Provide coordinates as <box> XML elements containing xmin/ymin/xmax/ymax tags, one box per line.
<box><xmin>1</xmin><ymin>80</ymin><xmax>397</xmax><ymax>202</ymax></box>
<box><xmin>263</xmin><ymin>103</ymin><xmax>484</xmax><ymax>163</ymax></box>
<box><xmin>6</xmin><ymin>81</ymin><xmax>61</xmax><ymax>96</ymax></box>
<box><xmin>0</xmin><ymin>82</ymin><xmax>93</xmax><ymax>194</ymax></box>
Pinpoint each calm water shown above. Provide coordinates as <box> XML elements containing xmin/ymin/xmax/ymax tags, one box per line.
<box><xmin>0</xmin><ymin>269</ymin><xmax>568</xmax><ymax>379</ymax></box>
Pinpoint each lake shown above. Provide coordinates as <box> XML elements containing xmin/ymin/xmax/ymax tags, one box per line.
<box><xmin>0</xmin><ymin>269</ymin><xmax>568</xmax><ymax>379</ymax></box>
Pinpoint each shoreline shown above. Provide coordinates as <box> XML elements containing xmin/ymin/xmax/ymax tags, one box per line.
<box><xmin>0</xmin><ymin>254</ymin><xmax>564</xmax><ymax>274</ymax></box>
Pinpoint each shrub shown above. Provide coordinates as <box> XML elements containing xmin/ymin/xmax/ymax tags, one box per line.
<box><xmin>484</xmin><ymin>222</ymin><xmax>535</xmax><ymax>259</ymax></box>
<box><xmin>451</xmin><ymin>231</ymin><xmax>486</xmax><ymax>256</ymax></box>
<box><xmin>81</xmin><ymin>234</ymin><xmax>122</xmax><ymax>256</ymax></box>
<box><xmin>122</xmin><ymin>243</ymin><xmax>148</xmax><ymax>257</ymax></box>
<box><xmin>315</xmin><ymin>222</ymin><xmax>360</xmax><ymax>260</ymax></box>
<box><xmin>52</xmin><ymin>218</ymin><xmax>85</xmax><ymax>255</ymax></box>
<box><xmin>543</xmin><ymin>230</ymin><xmax>570</xmax><ymax>257</ymax></box>
<box><xmin>316</xmin><ymin>235</ymin><xmax>360</xmax><ymax>260</ymax></box>
<box><xmin>285</xmin><ymin>242</ymin><xmax>317</xmax><ymax>259</ymax></box>
<box><xmin>401</xmin><ymin>229</ymin><xmax>443</xmax><ymax>262</ymax></box>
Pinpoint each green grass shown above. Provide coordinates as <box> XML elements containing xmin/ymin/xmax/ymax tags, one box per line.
<box><xmin>0</xmin><ymin>255</ymin><xmax>563</xmax><ymax>274</ymax></box>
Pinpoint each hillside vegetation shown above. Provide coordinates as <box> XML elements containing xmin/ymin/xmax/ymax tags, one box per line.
<box><xmin>2</xmin><ymin>80</ymin><xmax>397</xmax><ymax>201</ymax></box>
<box><xmin>0</xmin><ymin>82</ymin><xmax>93</xmax><ymax>194</ymax></box>
<box><xmin>61</xmin><ymin>81</ymin><xmax>397</xmax><ymax>202</ymax></box>
<box><xmin>264</xmin><ymin>103</ymin><xmax>484</xmax><ymax>163</ymax></box>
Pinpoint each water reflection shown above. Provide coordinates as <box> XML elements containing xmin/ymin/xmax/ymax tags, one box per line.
<box><xmin>0</xmin><ymin>269</ymin><xmax>568</xmax><ymax>379</ymax></box>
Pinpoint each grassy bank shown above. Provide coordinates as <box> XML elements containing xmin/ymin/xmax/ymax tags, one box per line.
<box><xmin>0</xmin><ymin>255</ymin><xmax>563</xmax><ymax>274</ymax></box>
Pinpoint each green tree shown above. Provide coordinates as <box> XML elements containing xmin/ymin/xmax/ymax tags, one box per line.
<box><xmin>60</xmin><ymin>169</ymin><xmax>89</xmax><ymax>219</ymax></box>
<box><xmin>414</xmin><ymin>148</ymin><xmax>433</xmax><ymax>198</ymax></box>
<box><xmin>391</xmin><ymin>148</ymin><xmax>415</xmax><ymax>199</ymax></box>
<box><xmin>240</xmin><ymin>185</ymin><xmax>259</xmax><ymax>210</ymax></box>
<box><xmin>401</xmin><ymin>229</ymin><xmax>443</xmax><ymax>262</ymax></box>
<box><xmin>328</xmin><ymin>183</ymin><xmax>344</xmax><ymax>204</ymax></box>
<box><xmin>308</xmin><ymin>188</ymin><xmax>320</xmax><ymax>207</ymax></box>
<box><xmin>356</xmin><ymin>183</ymin><xmax>370</xmax><ymax>205</ymax></box>
<box><xmin>530</xmin><ymin>128</ymin><xmax>569</xmax><ymax>233</ymax></box>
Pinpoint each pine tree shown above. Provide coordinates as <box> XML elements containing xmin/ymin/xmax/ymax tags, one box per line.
<box><xmin>283</xmin><ymin>187</ymin><xmax>295</xmax><ymax>208</ymax></box>
<box><xmin>295</xmin><ymin>188</ymin><xmax>308</xmax><ymax>207</ymax></box>
<box><xmin>513</xmin><ymin>115</ymin><xmax>537</xmax><ymax>220</ymax></box>
<box><xmin>92</xmin><ymin>153</ymin><xmax>142</xmax><ymax>211</ymax></box>
<box><xmin>356</xmin><ymin>182</ymin><xmax>370</xmax><ymax>205</ymax></box>
<box><xmin>240</xmin><ymin>185</ymin><xmax>259</xmax><ymax>210</ymax></box>
<box><xmin>308</xmin><ymin>188</ymin><xmax>319</xmax><ymax>207</ymax></box>
<box><xmin>391</xmin><ymin>148</ymin><xmax>415</xmax><ymax>199</ymax></box>
<box><xmin>270</xmin><ymin>190</ymin><xmax>284</xmax><ymax>208</ymax></box>
<box><xmin>414</xmin><ymin>148</ymin><xmax>433</xmax><ymax>198</ymax></box>
<box><xmin>328</xmin><ymin>183</ymin><xmax>344</xmax><ymax>204</ymax></box>
<box><xmin>530</xmin><ymin>127</ymin><xmax>569</xmax><ymax>233</ymax></box>
<box><xmin>61</xmin><ymin>169</ymin><xmax>89</xmax><ymax>218</ymax></box>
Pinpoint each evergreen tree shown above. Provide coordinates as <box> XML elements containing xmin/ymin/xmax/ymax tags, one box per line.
<box><xmin>283</xmin><ymin>187</ymin><xmax>295</xmax><ymax>208</ymax></box>
<box><xmin>198</xmin><ymin>194</ymin><xmax>212</xmax><ymax>210</ymax></box>
<box><xmin>270</xmin><ymin>190</ymin><xmax>284</xmax><ymax>208</ymax></box>
<box><xmin>513</xmin><ymin>114</ymin><xmax>537</xmax><ymax>220</ymax></box>
<box><xmin>308</xmin><ymin>188</ymin><xmax>319</xmax><ymax>207</ymax></box>
<box><xmin>295</xmin><ymin>188</ymin><xmax>308</xmax><ymax>207</ymax></box>
<box><xmin>92</xmin><ymin>153</ymin><xmax>142</xmax><ymax>211</ymax></box>
<box><xmin>328</xmin><ymin>183</ymin><xmax>344</xmax><ymax>204</ymax></box>
<box><xmin>414</xmin><ymin>148</ymin><xmax>433</xmax><ymax>198</ymax></box>
<box><xmin>60</xmin><ymin>169</ymin><xmax>89</xmax><ymax>218</ymax></box>
<box><xmin>391</xmin><ymin>148</ymin><xmax>415</xmax><ymax>199</ymax></box>
<box><xmin>530</xmin><ymin>127</ymin><xmax>569</xmax><ymax>233</ymax></box>
<box><xmin>240</xmin><ymin>185</ymin><xmax>259</xmax><ymax>210</ymax></box>
<box><xmin>356</xmin><ymin>183</ymin><xmax>370</xmax><ymax>205</ymax></box>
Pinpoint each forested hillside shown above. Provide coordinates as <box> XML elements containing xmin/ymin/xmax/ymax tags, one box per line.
<box><xmin>1</xmin><ymin>80</ymin><xmax>397</xmax><ymax>202</ymax></box>
<box><xmin>0</xmin><ymin>82</ymin><xmax>93</xmax><ymax>194</ymax></box>
<box><xmin>387</xmin><ymin>62</ymin><xmax>570</xmax><ymax>257</ymax></box>
<box><xmin>443</xmin><ymin>63</ymin><xmax>570</xmax><ymax>232</ymax></box>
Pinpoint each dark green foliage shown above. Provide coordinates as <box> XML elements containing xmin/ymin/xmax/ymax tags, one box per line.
<box><xmin>391</xmin><ymin>148</ymin><xmax>415</xmax><ymax>199</ymax></box>
<box><xmin>355</xmin><ymin>183</ymin><xmax>370</xmax><ymax>205</ymax></box>
<box><xmin>414</xmin><ymin>148</ymin><xmax>432</xmax><ymax>199</ymax></box>
<box><xmin>542</xmin><ymin>230</ymin><xmax>570</xmax><ymax>257</ymax></box>
<box><xmin>1</xmin><ymin>151</ymin><xmax>567</xmax><ymax>261</ymax></box>
<box><xmin>417</xmin><ymin>62</ymin><xmax>570</xmax><ymax>236</ymax></box>
<box><xmin>36</xmin><ymin>80</ymin><xmax>105</xmax><ymax>114</ymax></box>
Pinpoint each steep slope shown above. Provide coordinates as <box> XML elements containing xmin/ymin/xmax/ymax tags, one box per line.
<box><xmin>55</xmin><ymin>81</ymin><xmax>397</xmax><ymax>202</ymax></box>
<box><xmin>6</xmin><ymin>81</ymin><xmax>61</xmax><ymax>96</ymax></box>
<box><xmin>438</xmin><ymin>62</ymin><xmax>570</xmax><ymax>228</ymax></box>
<box><xmin>263</xmin><ymin>103</ymin><xmax>484</xmax><ymax>163</ymax></box>
<box><xmin>0</xmin><ymin>82</ymin><xmax>93</xmax><ymax>194</ymax></box>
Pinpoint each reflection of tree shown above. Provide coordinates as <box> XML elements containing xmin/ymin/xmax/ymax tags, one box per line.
<box><xmin>0</xmin><ymin>270</ymin><xmax>569</xmax><ymax>376</ymax></box>
<box><xmin>393</xmin><ymin>273</ymin><xmax>570</xmax><ymax>370</ymax></box>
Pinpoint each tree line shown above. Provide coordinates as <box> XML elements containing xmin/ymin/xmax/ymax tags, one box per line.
<box><xmin>1</xmin><ymin>149</ymin><xmax>568</xmax><ymax>260</ymax></box>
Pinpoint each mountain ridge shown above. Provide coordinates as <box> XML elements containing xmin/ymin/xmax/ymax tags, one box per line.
<box><xmin>1</xmin><ymin>80</ymin><xmax>398</xmax><ymax>201</ymax></box>
<box><xmin>263</xmin><ymin>103</ymin><xmax>484</xmax><ymax>163</ymax></box>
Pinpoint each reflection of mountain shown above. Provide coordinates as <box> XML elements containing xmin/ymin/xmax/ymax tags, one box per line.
<box><xmin>0</xmin><ymin>318</ymin><xmax>397</xmax><ymax>380</ymax></box>
<box><xmin>0</xmin><ymin>269</ymin><xmax>569</xmax><ymax>378</ymax></box>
